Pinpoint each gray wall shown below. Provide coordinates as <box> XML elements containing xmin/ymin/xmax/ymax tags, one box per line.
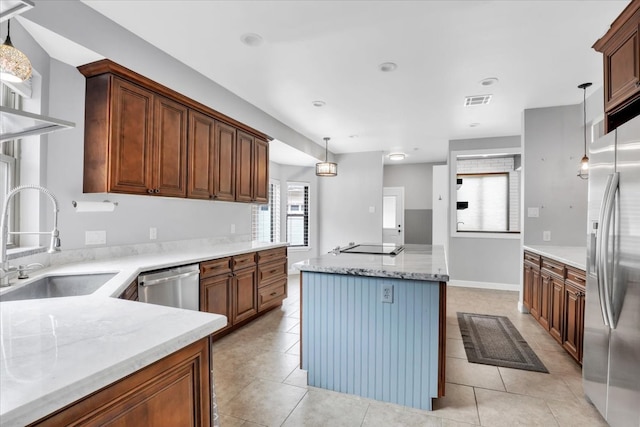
<box><xmin>523</xmin><ymin>105</ymin><xmax>588</xmax><ymax>246</ymax></box>
<box><xmin>318</xmin><ymin>152</ymin><xmax>384</xmax><ymax>253</ymax></box>
<box><xmin>383</xmin><ymin>163</ymin><xmax>443</xmax><ymax>244</ymax></box>
<box><xmin>448</xmin><ymin>136</ymin><xmax>522</xmax><ymax>286</ymax></box>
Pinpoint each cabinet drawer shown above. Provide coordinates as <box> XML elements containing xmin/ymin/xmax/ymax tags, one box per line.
<box><xmin>257</xmin><ymin>247</ymin><xmax>287</xmax><ymax>264</ymax></box>
<box><xmin>258</xmin><ymin>278</ymin><xmax>287</xmax><ymax>312</ymax></box>
<box><xmin>542</xmin><ymin>258</ymin><xmax>565</xmax><ymax>279</ymax></box>
<box><xmin>566</xmin><ymin>267</ymin><xmax>586</xmax><ymax>288</ymax></box>
<box><xmin>200</xmin><ymin>257</ymin><xmax>231</xmax><ymax>278</ymax></box>
<box><xmin>233</xmin><ymin>252</ymin><xmax>256</xmax><ymax>270</ymax></box>
<box><xmin>524</xmin><ymin>251</ymin><xmax>541</xmax><ymax>266</ymax></box>
<box><xmin>258</xmin><ymin>259</ymin><xmax>287</xmax><ymax>287</ymax></box>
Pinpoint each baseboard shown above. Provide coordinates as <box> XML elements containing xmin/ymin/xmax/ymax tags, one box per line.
<box><xmin>517</xmin><ymin>301</ymin><xmax>530</xmax><ymax>313</ymax></box>
<box><xmin>448</xmin><ymin>279</ymin><xmax>520</xmax><ymax>292</ymax></box>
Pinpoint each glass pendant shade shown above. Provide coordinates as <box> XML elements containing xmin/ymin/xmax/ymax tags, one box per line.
<box><xmin>0</xmin><ymin>20</ymin><xmax>32</xmax><ymax>83</ymax></box>
<box><xmin>316</xmin><ymin>137</ymin><xmax>338</xmax><ymax>177</ymax></box>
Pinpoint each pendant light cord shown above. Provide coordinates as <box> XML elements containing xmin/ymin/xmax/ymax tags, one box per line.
<box><xmin>583</xmin><ymin>87</ymin><xmax>587</xmax><ymax>156</ymax></box>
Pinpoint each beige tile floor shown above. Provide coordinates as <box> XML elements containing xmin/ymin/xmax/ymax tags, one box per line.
<box><xmin>212</xmin><ymin>275</ymin><xmax>607</xmax><ymax>426</ymax></box>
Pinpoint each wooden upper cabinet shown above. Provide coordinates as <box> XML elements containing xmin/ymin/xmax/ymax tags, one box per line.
<box><xmin>253</xmin><ymin>138</ymin><xmax>269</xmax><ymax>203</ymax></box>
<box><xmin>187</xmin><ymin>110</ymin><xmax>216</xmax><ymax>199</ymax></box>
<box><xmin>593</xmin><ymin>1</ymin><xmax>640</xmax><ymax>132</ymax></box>
<box><xmin>214</xmin><ymin>122</ymin><xmax>237</xmax><ymax>201</ymax></box>
<box><xmin>83</xmin><ymin>75</ymin><xmax>188</xmax><ymax>196</ymax></box>
<box><xmin>105</xmin><ymin>77</ymin><xmax>154</xmax><ymax>195</ymax></box>
<box><xmin>235</xmin><ymin>131</ymin><xmax>255</xmax><ymax>202</ymax></box>
<box><xmin>79</xmin><ymin>59</ymin><xmax>271</xmax><ymax>202</ymax></box>
<box><xmin>153</xmin><ymin>95</ymin><xmax>188</xmax><ymax>197</ymax></box>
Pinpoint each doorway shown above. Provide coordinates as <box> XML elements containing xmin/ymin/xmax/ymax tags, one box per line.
<box><xmin>383</xmin><ymin>187</ymin><xmax>404</xmax><ymax>245</ymax></box>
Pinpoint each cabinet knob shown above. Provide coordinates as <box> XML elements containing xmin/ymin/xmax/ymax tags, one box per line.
<box><xmin>154</xmin><ymin>189</ymin><xmax>160</xmax><ymax>194</ymax></box>
<box><xmin>147</xmin><ymin>189</ymin><xmax>154</xmax><ymax>194</ymax></box>
<box><xmin>636</xmin><ymin>81</ymin><xmax>640</xmax><ymax>87</ymax></box>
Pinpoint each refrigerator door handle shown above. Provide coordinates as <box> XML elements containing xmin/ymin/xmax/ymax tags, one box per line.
<box><xmin>601</xmin><ymin>172</ymin><xmax>619</xmax><ymax>329</ymax></box>
<box><xmin>595</xmin><ymin>173</ymin><xmax>613</xmax><ymax>326</ymax></box>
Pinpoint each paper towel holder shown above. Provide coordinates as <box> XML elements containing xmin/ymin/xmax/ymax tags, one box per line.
<box><xmin>72</xmin><ymin>200</ymin><xmax>118</xmax><ymax>212</ymax></box>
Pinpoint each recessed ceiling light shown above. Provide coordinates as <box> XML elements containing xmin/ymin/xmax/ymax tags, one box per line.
<box><xmin>312</xmin><ymin>100</ymin><xmax>326</xmax><ymax>107</ymax></box>
<box><xmin>388</xmin><ymin>152</ymin><xmax>406</xmax><ymax>161</ymax></box>
<box><xmin>480</xmin><ymin>77</ymin><xmax>499</xmax><ymax>86</ymax></box>
<box><xmin>240</xmin><ymin>33</ymin><xmax>264</xmax><ymax>47</ymax></box>
<box><xmin>349</xmin><ymin>134</ymin><xmax>358</xmax><ymax>139</ymax></box>
<box><xmin>379</xmin><ymin>62</ymin><xmax>398</xmax><ymax>72</ymax></box>
<box><xmin>469</xmin><ymin>122</ymin><xmax>480</xmax><ymax>127</ymax></box>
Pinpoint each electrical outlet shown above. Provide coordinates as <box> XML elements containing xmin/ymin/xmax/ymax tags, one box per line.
<box><xmin>527</xmin><ymin>207</ymin><xmax>539</xmax><ymax>218</ymax></box>
<box><xmin>381</xmin><ymin>283</ymin><xmax>393</xmax><ymax>303</ymax></box>
<box><xmin>85</xmin><ymin>230</ymin><xmax>106</xmax><ymax>245</ymax></box>
<box><xmin>543</xmin><ymin>230</ymin><xmax>551</xmax><ymax>241</ymax></box>
<box><xmin>230</xmin><ymin>223</ymin><xmax>236</xmax><ymax>234</ymax></box>
<box><xmin>149</xmin><ymin>227</ymin><xmax>157</xmax><ymax>240</ymax></box>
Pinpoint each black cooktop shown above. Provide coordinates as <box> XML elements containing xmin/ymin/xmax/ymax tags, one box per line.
<box><xmin>340</xmin><ymin>244</ymin><xmax>405</xmax><ymax>256</ymax></box>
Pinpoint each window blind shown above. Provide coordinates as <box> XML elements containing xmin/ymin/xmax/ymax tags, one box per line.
<box><xmin>286</xmin><ymin>182</ymin><xmax>309</xmax><ymax>247</ymax></box>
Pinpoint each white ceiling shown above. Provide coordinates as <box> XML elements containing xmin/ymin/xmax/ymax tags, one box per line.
<box><xmin>64</xmin><ymin>2</ymin><xmax>633</xmax><ymax>164</ymax></box>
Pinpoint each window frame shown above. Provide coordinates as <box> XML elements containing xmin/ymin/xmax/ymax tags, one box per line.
<box><xmin>450</xmin><ymin>148</ymin><xmax>521</xmax><ymax>240</ymax></box>
<box><xmin>251</xmin><ymin>180</ymin><xmax>281</xmax><ymax>243</ymax></box>
<box><xmin>286</xmin><ymin>182</ymin><xmax>309</xmax><ymax>248</ymax></box>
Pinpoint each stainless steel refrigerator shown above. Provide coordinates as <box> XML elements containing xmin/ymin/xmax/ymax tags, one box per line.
<box><xmin>584</xmin><ymin>114</ymin><xmax>640</xmax><ymax>427</ymax></box>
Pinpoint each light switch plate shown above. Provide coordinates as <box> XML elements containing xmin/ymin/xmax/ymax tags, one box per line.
<box><xmin>528</xmin><ymin>207</ymin><xmax>539</xmax><ymax>218</ymax></box>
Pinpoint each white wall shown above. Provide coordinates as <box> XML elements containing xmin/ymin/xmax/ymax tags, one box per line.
<box><xmin>383</xmin><ymin>163</ymin><xmax>435</xmax><ymax>210</ymax></box>
<box><xmin>448</xmin><ymin>136</ymin><xmax>522</xmax><ymax>289</ymax></box>
<box><xmin>318</xmin><ymin>151</ymin><xmax>384</xmax><ymax>253</ymax></box>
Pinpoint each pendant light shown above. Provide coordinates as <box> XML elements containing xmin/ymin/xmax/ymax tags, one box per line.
<box><xmin>316</xmin><ymin>137</ymin><xmax>338</xmax><ymax>177</ymax></box>
<box><xmin>0</xmin><ymin>19</ymin><xmax>32</xmax><ymax>83</ymax></box>
<box><xmin>577</xmin><ymin>82</ymin><xmax>592</xmax><ymax>180</ymax></box>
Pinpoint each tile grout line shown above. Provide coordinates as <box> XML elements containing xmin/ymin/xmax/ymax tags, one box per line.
<box><xmin>278</xmin><ymin>389</ymin><xmax>309</xmax><ymax>427</ymax></box>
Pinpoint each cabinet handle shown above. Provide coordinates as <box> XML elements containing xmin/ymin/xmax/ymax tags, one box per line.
<box><xmin>270</xmin><ymin>291</ymin><xmax>277</xmax><ymax>296</ymax></box>
<box><xmin>636</xmin><ymin>81</ymin><xmax>640</xmax><ymax>87</ymax></box>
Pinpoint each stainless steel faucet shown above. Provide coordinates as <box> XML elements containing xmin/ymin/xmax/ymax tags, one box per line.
<box><xmin>0</xmin><ymin>185</ymin><xmax>61</xmax><ymax>287</ymax></box>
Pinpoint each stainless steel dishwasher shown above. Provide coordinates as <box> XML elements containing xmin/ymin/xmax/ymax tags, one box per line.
<box><xmin>138</xmin><ymin>264</ymin><xmax>200</xmax><ymax>311</ymax></box>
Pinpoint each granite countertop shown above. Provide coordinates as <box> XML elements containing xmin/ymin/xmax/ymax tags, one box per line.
<box><xmin>294</xmin><ymin>244</ymin><xmax>449</xmax><ymax>282</ymax></box>
<box><xmin>523</xmin><ymin>245</ymin><xmax>587</xmax><ymax>270</ymax></box>
<box><xmin>0</xmin><ymin>240</ymin><xmax>287</xmax><ymax>426</ymax></box>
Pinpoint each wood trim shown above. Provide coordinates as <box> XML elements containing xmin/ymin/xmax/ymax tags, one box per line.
<box><xmin>438</xmin><ymin>282</ymin><xmax>447</xmax><ymax>398</ymax></box>
<box><xmin>593</xmin><ymin>0</ymin><xmax>640</xmax><ymax>51</ymax></box>
<box><xmin>78</xmin><ymin>59</ymin><xmax>272</xmax><ymax>142</ymax></box>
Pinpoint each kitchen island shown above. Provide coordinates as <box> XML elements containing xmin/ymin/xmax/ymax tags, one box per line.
<box><xmin>294</xmin><ymin>244</ymin><xmax>449</xmax><ymax>411</ymax></box>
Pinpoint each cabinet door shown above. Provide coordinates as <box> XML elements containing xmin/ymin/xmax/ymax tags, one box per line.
<box><xmin>537</xmin><ymin>272</ymin><xmax>551</xmax><ymax>331</ymax></box>
<box><xmin>232</xmin><ymin>267</ymin><xmax>258</xmax><ymax>324</ymax></box>
<box><xmin>188</xmin><ymin>111</ymin><xmax>216</xmax><ymax>199</ymax></box>
<box><xmin>530</xmin><ymin>268</ymin><xmax>541</xmax><ymax>320</ymax></box>
<box><xmin>201</xmin><ymin>274</ymin><xmax>232</xmax><ymax>334</ymax></box>
<box><xmin>523</xmin><ymin>264</ymin><xmax>533</xmax><ymax>312</ymax></box>
<box><xmin>109</xmin><ymin>78</ymin><xmax>154</xmax><ymax>194</ymax></box>
<box><xmin>563</xmin><ymin>282</ymin><xmax>584</xmax><ymax>363</ymax></box>
<box><xmin>549</xmin><ymin>277</ymin><xmax>564</xmax><ymax>344</ymax></box>
<box><xmin>603</xmin><ymin>21</ymin><xmax>640</xmax><ymax>112</ymax></box>
<box><xmin>214</xmin><ymin>122</ymin><xmax>236</xmax><ymax>201</ymax></box>
<box><xmin>253</xmin><ymin>138</ymin><xmax>269</xmax><ymax>203</ymax></box>
<box><xmin>153</xmin><ymin>96</ymin><xmax>188</xmax><ymax>197</ymax></box>
<box><xmin>235</xmin><ymin>131</ymin><xmax>255</xmax><ymax>202</ymax></box>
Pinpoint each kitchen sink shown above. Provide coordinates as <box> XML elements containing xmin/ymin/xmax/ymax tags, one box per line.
<box><xmin>0</xmin><ymin>273</ymin><xmax>116</xmax><ymax>302</ymax></box>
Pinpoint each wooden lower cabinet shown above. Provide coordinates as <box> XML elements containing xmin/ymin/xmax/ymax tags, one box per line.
<box><xmin>233</xmin><ymin>266</ymin><xmax>258</xmax><ymax>324</ymax></box>
<box><xmin>118</xmin><ymin>280</ymin><xmax>138</xmax><ymax>301</ymax></box>
<box><xmin>30</xmin><ymin>337</ymin><xmax>212</xmax><ymax>426</ymax></box>
<box><xmin>523</xmin><ymin>251</ymin><xmax>586</xmax><ymax>364</ymax></box>
<box><xmin>549</xmin><ymin>277</ymin><xmax>564</xmax><ymax>344</ymax></box>
<box><xmin>200</xmin><ymin>248</ymin><xmax>287</xmax><ymax>338</ymax></box>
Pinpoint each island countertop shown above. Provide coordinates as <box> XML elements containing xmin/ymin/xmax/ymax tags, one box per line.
<box><xmin>294</xmin><ymin>244</ymin><xmax>449</xmax><ymax>282</ymax></box>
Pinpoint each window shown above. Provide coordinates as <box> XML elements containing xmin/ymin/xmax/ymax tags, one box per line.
<box><xmin>1</xmin><ymin>83</ymin><xmax>20</xmax><ymax>248</ymax></box>
<box><xmin>286</xmin><ymin>182</ymin><xmax>309</xmax><ymax>247</ymax></box>
<box><xmin>453</xmin><ymin>152</ymin><xmax>521</xmax><ymax>234</ymax></box>
<box><xmin>252</xmin><ymin>181</ymin><xmax>280</xmax><ymax>243</ymax></box>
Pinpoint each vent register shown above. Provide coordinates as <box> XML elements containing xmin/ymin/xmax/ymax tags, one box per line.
<box><xmin>464</xmin><ymin>94</ymin><xmax>492</xmax><ymax>107</ymax></box>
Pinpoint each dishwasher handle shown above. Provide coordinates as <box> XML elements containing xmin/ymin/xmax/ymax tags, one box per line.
<box><xmin>139</xmin><ymin>270</ymin><xmax>199</xmax><ymax>287</ymax></box>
